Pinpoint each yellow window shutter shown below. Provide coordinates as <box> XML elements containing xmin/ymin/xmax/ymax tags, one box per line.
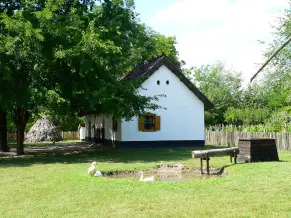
<box><xmin>138</xmin><ymin>116</ymin><xmax>144</xmax><ymax>131</ymax></box>
<box><xmin>155</xmin><ymin>116</ymin><xmax>161</xmax><ymax>131</ymax></box>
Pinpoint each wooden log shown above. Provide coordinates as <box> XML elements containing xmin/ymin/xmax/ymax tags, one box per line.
<box><xmin>206</xmin><ymin>153</ymin><xmax>210</xmax><ymax>175</ymax></box>
<box><xmin>192</xmin><ymin>148</ymin><xmax>239</xmax><ymax>158</ymax></box>
<box><xmin>200</xmin><ymin>158</ymin><xmax>203</xmax><ymax>174</ymax></box>
<box><xmin>250</xmin><ymin>36</ymin><xmax>291</xmax><ymax>82</ymax></box>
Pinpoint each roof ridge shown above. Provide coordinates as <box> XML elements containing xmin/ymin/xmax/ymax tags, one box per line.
<box><xmin>123</xmin><ymin>54</ymin><xmax>166</xmax><ymax>80</ymax></box>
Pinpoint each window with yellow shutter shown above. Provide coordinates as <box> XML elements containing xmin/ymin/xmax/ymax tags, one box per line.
<box><xmin>155</xmin><ymin>116</ymin><xmax>161</xmax><ymax>131</ymax></box>
<box><xmin>138</xmin><ymin>113</ymin><xmax>161</xmax><ymax>132</ymax></box>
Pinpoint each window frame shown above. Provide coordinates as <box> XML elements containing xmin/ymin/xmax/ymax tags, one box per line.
<box><xmin>138</xmin><ymin>113</ymin><xmax>161</xmax><ymax>132</ymax></box>
<box><xmin>143</xmin><ymin>114</ymin><xmax>156</xmax><ymax>132</ymax></box>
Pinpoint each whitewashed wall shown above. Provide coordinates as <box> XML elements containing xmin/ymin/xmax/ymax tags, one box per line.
<box><xmin>79</xmin><ymin>127</ymin><xmax>86</xmax><ymax>141</ymax></box>
<box><xmin>121</xmin><ymin>65</ymin><xmax>205</xmax><ymax>141</ymax></box>
<box><xmin>85</xmin><ymin>115</ymin><xmax>121</xmax><ymax>141</ymax></box>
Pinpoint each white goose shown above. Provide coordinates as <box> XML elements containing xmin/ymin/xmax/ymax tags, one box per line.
<box><xmin>88</xmin><ymin>161</ymin><xmax>97</xmax><ymax>176</ymax></box>
<box><xmin>138</xmin><ymin>171</ymin><xmax>155</xmax><ymax>181</ymax></box>
<box><xmin>94</xmin><ymin>170</ymin><xmax>102</xmax><ymax>177</ymax></box>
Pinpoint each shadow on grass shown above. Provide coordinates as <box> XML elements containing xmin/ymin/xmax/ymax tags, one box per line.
<box><xmin>8</xmin><ymin>140</ymin><xmax>80</xmax><ymax>148</ymax></box>
<box><xmin>0</xmin><ymin>143</ymin><xmax>229</xmax><ymax>168</ymax></box>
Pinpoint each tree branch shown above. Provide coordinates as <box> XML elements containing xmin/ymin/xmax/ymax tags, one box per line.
<box><xmin>250</xmin><ymin>36</ymin><xmax>291</xmax><ymax>82</ymax></box>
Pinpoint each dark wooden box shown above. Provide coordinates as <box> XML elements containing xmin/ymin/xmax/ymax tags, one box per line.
<box><xmin>238</xmin><ymin>138</ymin><xmax>279</xmax><ymax>162</ymax></box>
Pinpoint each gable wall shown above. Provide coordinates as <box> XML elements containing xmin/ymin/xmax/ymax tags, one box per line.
<box><xmin>121</xmin><ymin>65</ymin><xmax>205</xmax><ymax>142</ymax></box>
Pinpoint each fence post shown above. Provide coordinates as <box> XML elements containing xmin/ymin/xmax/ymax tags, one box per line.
<box><xmin>204</xmin><ymin>130</ymin><xmax>289</xmax><ymax>150</ymax></box>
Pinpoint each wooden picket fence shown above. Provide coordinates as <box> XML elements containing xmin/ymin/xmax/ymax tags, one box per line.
<box><xmin>205</xmin><ymin>131</ymin><xmax>291</xmax><ymax>150</ymax></box>
<box><xmin>8</xmin><ymin>130</ymin><xmax>291</xmax><ymax>150</ymax></box>
<box><xmin>60</xmin><ymin>131</ymin><xmax>79</xmax><ymax>140</ymax></box>
<box><xmin>8</xmin><ymin>131</ymin><xmax>79</xmax><ymax>142</ymax></box>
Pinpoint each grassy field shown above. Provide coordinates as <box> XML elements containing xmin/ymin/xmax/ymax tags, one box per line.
<box><xmin>1</xmin><ymin>144</ymin><xmax>291</xmax><ymax>217</ymax></box>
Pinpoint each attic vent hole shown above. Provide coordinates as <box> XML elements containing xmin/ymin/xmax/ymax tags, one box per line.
<box><xmin>166</xmin><ymin>80</ymin><xmax>169</xmax><ymax>85</ymax></box>
<box><xmin>157</xmin><ymin>80</ymin><xmax>160</xmax><ymax>85</ymax></box>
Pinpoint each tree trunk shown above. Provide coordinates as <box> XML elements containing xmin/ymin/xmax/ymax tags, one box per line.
<box><xmin>12</xmin><ymin>108</ymin><xmax>30</xmax><ymax>155</ymax></box>
<box><xmin>16</xmin><ymin>126</ymin><xmax>25</xmax><ymax>155</ymax></box>
<box><xmin>0</xmin><ymin>109</ymin><xmax>9</xmax><ymax>152</ymax></box>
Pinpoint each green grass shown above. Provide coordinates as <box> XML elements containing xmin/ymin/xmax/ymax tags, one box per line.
<box><xmin>1</xmin><ymin>145</ymin><xmax>291</xmax><ymax>217</ymax></box>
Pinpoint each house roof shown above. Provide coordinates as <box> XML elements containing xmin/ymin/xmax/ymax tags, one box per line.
<box><xmin>123</xmin><ymin>54</ymin><xmax>214</xmax><ymax>110</ymax></box>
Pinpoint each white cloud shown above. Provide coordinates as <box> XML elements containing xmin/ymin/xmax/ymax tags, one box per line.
<box><xmin>147</xmin><ymin>0</ymin><xmax>289</xmax><ymax>82</ymax></box>
<box><xmin>150</xmin><ymin>0</ymin><xmax>287</xmax><ymax>26</ymax></box>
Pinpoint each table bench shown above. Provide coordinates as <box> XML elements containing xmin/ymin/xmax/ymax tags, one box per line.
<box><xmin>192</xmin><ymin>148</ymin><xmax>239</xmax><ymax>175</ymax></box>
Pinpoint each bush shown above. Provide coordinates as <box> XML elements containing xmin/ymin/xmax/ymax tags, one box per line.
<box><xmin>224</xmin><ymin>107</ymin><xmax>271</xmax><ymax>125</ymax></box>
<box><xmin>266</xmin><ymin>111</ymin><xmax>291</xmax><ymax>132</ymax></box>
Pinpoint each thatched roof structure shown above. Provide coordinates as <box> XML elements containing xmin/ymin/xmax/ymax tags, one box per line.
<box><xmin>25</xmin><ymin>116</ymin><xmax>63</xmax><ymax>143</ymax></box>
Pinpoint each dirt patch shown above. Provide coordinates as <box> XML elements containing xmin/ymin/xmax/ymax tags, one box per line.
<box><xmin>103</xmin><ymin>164</ymin><xmax>227</xmax><ymax>182</ymax></box>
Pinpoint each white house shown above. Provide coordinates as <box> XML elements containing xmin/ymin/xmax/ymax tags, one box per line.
<box><xmin>84</xmin><ymin>55</ymin><xmax>213</xmax><ymax>148</ymax></box>
<box><xmin>78</xmin><ymin>124</ymin><xmax>86</xmax><ymax>141</ymax></box>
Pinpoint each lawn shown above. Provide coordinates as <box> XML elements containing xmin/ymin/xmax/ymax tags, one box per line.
<box><xmin>1</xmin><ymin>143</ymin><xmax>291</xmax><ymax>217</ymax></box>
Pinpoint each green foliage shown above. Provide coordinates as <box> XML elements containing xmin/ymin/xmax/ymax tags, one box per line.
<box><xmin>266</xmin><ymin>110</ymin><xmax>291</xmax><ymax>132</ymax></box>
<box><xmin>224</xmin><ymin>107</ymin><xmax>271</xmax><ymax>125</ymax></box>
<box><xmin>240</xmin><ymin>83</ymin><xmax>269</xmax><ymax>108</ymax></box>
<box><xmin>0</xmin><ymin>0</ymin><xmax>180</xmax><ymax>153</ymax></box>
<box><xmin>214</xmin><ymin>107</ymin><xmax>291</xmax><ymax>132</ymax></box>
<box><xmin>34</xmin><ymin>0</ymin><xmax>180</xmax><ymax>120</ymax></box>
<box><xmin>207</xmin><ymin>122</ymin><xmax>291</xmax><ymax>133</ymax></box>
<box><xmin>0</xmin><ymin>0</ymin><xmax>182</xmax><ymax>153</ymax></box>
<box><xmin>184</xmin><ymin>62</ymin><xmax>243</xmax><ymax>125</ymax></box>
<box><xmin>260</xmin><ymin>2</ymin><xmax>291</xmax><ymax>109</ymax></box>
<box><xmin>0</xmin><ymin>9</ymin><xmax>46</xmax><ymax>113</ymax></box>
<box><xmin>119</xmin><ymin>24</ymin><xmax>181</xmax><ymax>73</ymax></box>
<box><xmin>41</xmin><ymin>112</ymin><xmax>84</xmax><ymax>132</ymax></box>
<box><xmin>7</xmin><ymin>112</ymin><xmax>83</xmax><ymax>132</ymax></box>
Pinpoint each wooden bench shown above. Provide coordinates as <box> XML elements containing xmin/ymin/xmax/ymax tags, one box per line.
<box><xmin>192</xmin><ymin>148</ymin><xmax>239</xmax><ymax>175</ymax></box>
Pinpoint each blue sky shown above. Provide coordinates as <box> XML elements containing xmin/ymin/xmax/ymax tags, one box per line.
<box><xmin>135</xmin><ymin>0</ymin><xmax>290</xmax><ymax>82</ymax></box>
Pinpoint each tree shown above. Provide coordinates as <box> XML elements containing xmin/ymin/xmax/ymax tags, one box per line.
<box><xmin>126</xmin><ymin>25</ymin><xmax>181</xmax><ymax>69</ymax></box>
<box><xmin>0</xmin><ymin>109</ymin><xmax>9</xmax><ymax>152</ymax></box>
<box><xmin>224</xmin><ymin>107</ymin><xmax>271</xmax><ymax>125</ymax></box>
<box><xmin>0</xmin><ymin>7</ymin><xmax>46</xmax><ymax>154</ymax></box>
<box><xmin>37</xmin><ymin>0</ymin><xmax>163</xmax><ymax>119</ymax></box>
<box><xmin>0</xmin><ymin>0</ymin><xmax>26</xmax><ymax>152</ymax></box>
<box><xmin>0</xmin><ymin>0</ymin><xmax>174</xmax><ymax>155</ymax></box>
<box><xmin>225</xmin><ymin>4</ymin><xmax>291</xmax><ymax>126</ymax></box>
<box><xmin>251</xmin><ymin>36</ymin><xmax>291</xmax><ymax>82</ymax></box>
<box><xmin>255</xmin><ymin>2</ymin><xmax>291</xmax><ymax>108</ymax></box>
<box><xmin>223</xmin><ymin>81</ymin><xmax>272</xmax><ymax>125</ymax></box>
<box><xmin>240</xmin><ymin>82</ymin><xmax>269</xmax><ymax>109</ymax></box>
<box><xmin>184</xmin><ymin>62</ymin><xmax>243</xmax><ymax>125</ymax></box>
